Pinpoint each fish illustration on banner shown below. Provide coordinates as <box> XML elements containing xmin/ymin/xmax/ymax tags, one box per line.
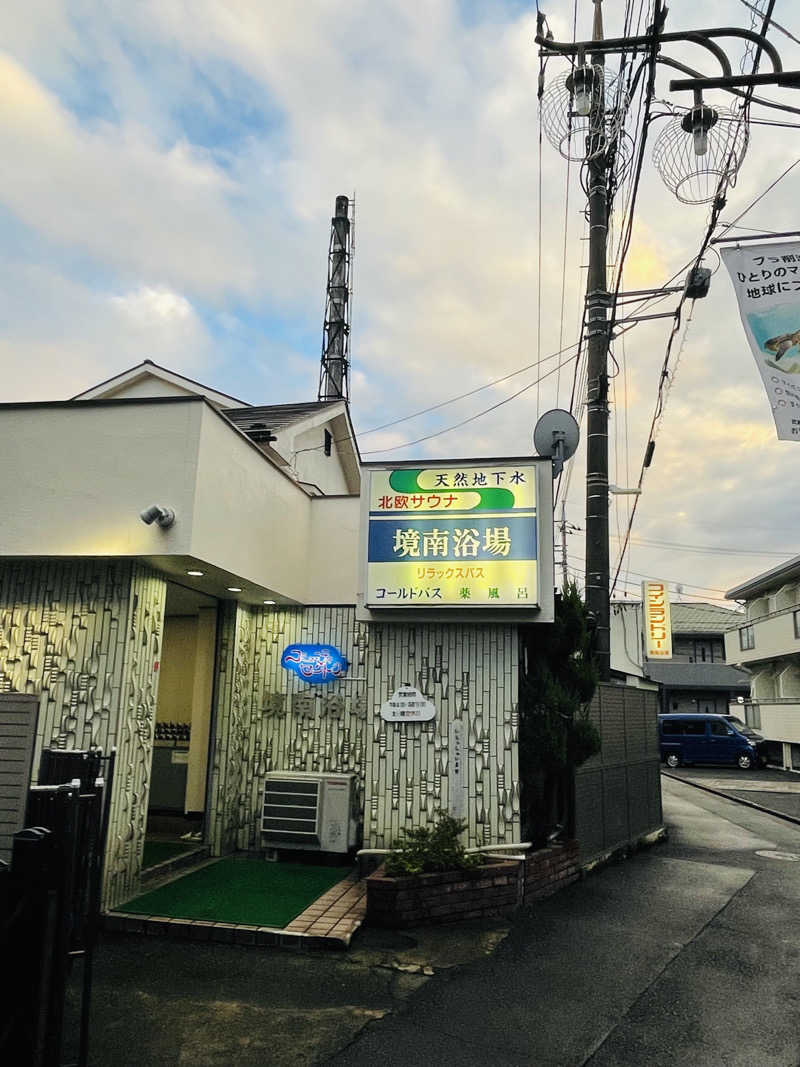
<box><xmin>721</xmin><ymin>239</ymin><xmax>800</xmax><ymax>440</ymax></box>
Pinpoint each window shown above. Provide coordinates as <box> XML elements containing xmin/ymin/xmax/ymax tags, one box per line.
<box><xmin>794</xmin><ymin>610</ymin><xmax>800</xmax><ymax>640</ymax></box>
<box><xmin>662</xmin><ymin>720</ymin><xmax>680</xmax><ymax>736</ymax></box>
<box><xmin>709</xmin><ymin>721</ymin><xmax>732</xmax><ymax>736</ymax></box>
<box><xmin>739</xmin><ymin>625</ymin><xmax>755</xmax><ymax>651</ymax></box>
<box><xmin>684</xmin><ymin>720</ymin><xmax>706</xmax><ymax>736</ymax></box>
<box><xmin>324</xmin><ymin>429</ymin><xmax>333</xmax><ymax>457</ymax></box>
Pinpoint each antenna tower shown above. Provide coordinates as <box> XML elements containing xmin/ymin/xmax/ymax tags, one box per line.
<box><xmin>318</xmin><ymin>194</ymin><xmax>353</xmax><ymax>401</ymax></box>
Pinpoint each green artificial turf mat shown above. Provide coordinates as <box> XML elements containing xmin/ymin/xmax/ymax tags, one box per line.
<box><xmin>141</xmin><ymin>841</ymin><xmax>198</xmax><ymax>869</ymax></box>
<box><xmin>121</xmin><ymin>858</ymin><xmax>352</xmax><ymax>927</ymax></box>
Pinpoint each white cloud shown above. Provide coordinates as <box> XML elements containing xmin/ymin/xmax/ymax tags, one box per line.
<box><xmin>1</xmin><ymin>0</ymin><xmax>799</xmax><ymax>596</ymax></box>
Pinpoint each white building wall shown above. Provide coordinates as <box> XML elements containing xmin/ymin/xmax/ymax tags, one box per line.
<box><xmin>190</xmin><ymin>404</ymin><xmax>313</xmax><ymax>602</ymax></box>
<box><xmin>307</xmin><ymin>496</ymin><xmax>360</xmax><ymax>604</ymax></box>
<box><xmin>727</xmin><ymin>572</ymin><xmax>800</xmax><ymax>768</ymax></box>
<box><xmin>291</xmin><ymin>423</ymin><xmax>350</xmax><ymax>496</ymax></box>
<box><xmin>758</xmin><ymin>703</ymin><xmax>800</xmax><ymax>745</ymax></box>
<box><xmin>725</xmin><ymin>604</ymin><xmax>800</xmax><ymax>666</ymax></box>
<box><xmin>0</xmin><ymin>402</ymin><xmax>200</xmax><ymax>558</ymax></box>
<box><xmin>0</xmin><ymin>400</ymin><xmax>363</xmax><ymax>606</ymax></box>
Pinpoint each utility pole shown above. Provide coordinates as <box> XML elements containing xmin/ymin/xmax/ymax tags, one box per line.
<box><xmin>584</xmin><ymin>0</ymin><xmax>611</xmax><ymax>680</ymax></box>
<box><xmin>536</xmin><ymin>2</ymin><xmax>799</xmax><ymax>681</ymax></box>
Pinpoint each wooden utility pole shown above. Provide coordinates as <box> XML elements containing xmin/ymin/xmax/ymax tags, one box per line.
<box><xmin>584</xmin><ymin>0</ymin><xmax>611</xmax><ymax>680</ymax></box>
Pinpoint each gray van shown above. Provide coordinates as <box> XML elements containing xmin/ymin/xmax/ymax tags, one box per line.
<box><xmin>659</xmin><ymin>713</ymin><xmax>763</xmax><ymax>770</ymax></box>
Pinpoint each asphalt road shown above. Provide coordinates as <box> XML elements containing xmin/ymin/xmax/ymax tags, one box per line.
<box><xmin>328</xmin><ymin>775</ymin><xmax>800</xmax><ymax>1066</ymax></box>
<box><xmin>71</xmin><ymin>778</ymin><xmax>800</xmax><ymax>1065</ymax></box>
<box><xmin>666</xmin><ymin>763</ymin><xmax>800</xmax><ymax>821</ymax></box>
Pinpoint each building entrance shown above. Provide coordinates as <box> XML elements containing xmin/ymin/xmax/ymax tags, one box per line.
<box><xmin>144</xmin><ymin>582</ymin><xmax>217</xmax><ymax>866</ymax></box>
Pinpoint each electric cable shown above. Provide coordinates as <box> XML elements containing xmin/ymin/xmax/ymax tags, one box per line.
<box><xmin>361</xmin><ymin>352</ymin><xmax>579</xmax><ymax>455</ymax></box>
<box><xmin>610</xmin><ymin>0</ymin><xmax>779</xmax><ymax>595</ymax></box>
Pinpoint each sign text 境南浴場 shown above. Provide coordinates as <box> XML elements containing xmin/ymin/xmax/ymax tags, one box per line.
<box><xmin>364</xmin><ymin>462</ymin><xmax>540</xmax><ymax>609</ymax></box>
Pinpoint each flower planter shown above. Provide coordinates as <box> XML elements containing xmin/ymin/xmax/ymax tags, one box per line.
<box><xmin>366</xmin><ymin>859</ymin><xmax>521</xmax><ymax>929</ymax></box>
<box><xmin>366</xmin><ymin>841</ymin><xmax>581</xmax><ymax>928</ymax></box>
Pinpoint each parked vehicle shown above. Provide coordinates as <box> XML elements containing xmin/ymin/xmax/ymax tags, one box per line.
<box><xmin>659</xmin><ymin>713</ymin><xmax>764</xmax><ymax>770</ymax></box>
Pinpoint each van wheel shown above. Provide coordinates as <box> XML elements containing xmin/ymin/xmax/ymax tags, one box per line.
<box><xmin>665</xmin><ymin>754</ymin><xmax>681</xmax><ymax>768</ymax></box>
<box><xmin>737</xmin><ymin>753</ymin><xmax>753</xmax><ymax>770</ymax></box>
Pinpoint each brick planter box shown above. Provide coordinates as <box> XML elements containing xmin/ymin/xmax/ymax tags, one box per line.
<box><xmin>522</xmin><ymin>840</ymin><xmax>580</xmax><ymax>905</ymax></box>
<box><xmin>366</xmin><ymin>841</ymin><xmax>581</xmax><ymax>929</ymax></box>
<box><xmin>366</xmin><ymin>860</ymin><xmax>520</xmax><ymax>929</ymax></box>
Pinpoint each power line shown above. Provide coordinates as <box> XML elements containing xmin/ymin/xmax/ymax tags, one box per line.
<box><xmin>614</xmin><ymin>535</ymin><xmax>794</xmax><ymax>558</ymax></box>
<box><xmin>357</xmin><ymin>339</ymin><xmax>581</xmax><ymax>437</ymax></box>
<box><xmin>361</xmin><ymin>352</ymin><xmax>579</xmax><ymax>455</ymax></box>
<box><xmin>737</xmin><ymin>0</ymin><xmax>800</xmax><ymax>46</ymax></box>
<box><xmin>610</xmin><ymin>0</ymin><xmax>780</xmax><ymax>595</ymax></box>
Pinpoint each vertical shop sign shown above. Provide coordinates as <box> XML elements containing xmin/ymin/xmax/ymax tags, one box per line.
<box><xmin>642</xmin><ymin>581</ymin><xmax>672</xmax><ymax>659</ymax></box>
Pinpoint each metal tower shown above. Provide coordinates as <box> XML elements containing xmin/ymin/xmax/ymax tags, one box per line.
<box><xmin>318</xmin><ymin>194</ymin><xmax>353</xmax><ymax>402</ymax></box>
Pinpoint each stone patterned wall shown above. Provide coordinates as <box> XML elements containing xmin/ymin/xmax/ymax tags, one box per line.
<box><xmin>104</xmin><ymin>566</ymin><xmax>166</xmax><ymax>906</ymax></box>
<box><xmin>0</xmin><ymin>560</ymin><xmax>166</xmax><ymax>908</ymax></box>
<box><xmin>207</xmin><ymin>601</ymin><xmax>255</xmax><ymax>856</ymax></box>
<box><xmin>208</xmin><ymin>606</ymin><xmax>521</xmax><ymax>853</ymax></box>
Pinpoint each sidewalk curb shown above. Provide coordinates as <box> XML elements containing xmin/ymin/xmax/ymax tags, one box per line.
<box><xmin>662</xmin><ymin>771</ymin><xmax>800</xmax><ymax>828</ymax></box>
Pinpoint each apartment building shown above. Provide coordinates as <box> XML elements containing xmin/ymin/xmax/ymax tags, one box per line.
<box><xmin>726</xmin><ymin>556</ymin><xmax>800</xmax><ymax>771</ymax></box>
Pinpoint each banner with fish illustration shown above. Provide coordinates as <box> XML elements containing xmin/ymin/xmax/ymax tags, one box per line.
<box><xmin>721</xmin><ymin>240</ymin><xmax>800</xmax><ymax>441</ymax></box>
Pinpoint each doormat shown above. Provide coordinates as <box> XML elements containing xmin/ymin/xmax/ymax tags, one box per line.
<box><xmin>142</xmin><ymin>840</ymin><xmax>198</xmax><ymax>869</ymax></box>
<box><xmin>120</xmin><ymin>857</ymin><xmax>353</xmax><ymax>928</ymax></box>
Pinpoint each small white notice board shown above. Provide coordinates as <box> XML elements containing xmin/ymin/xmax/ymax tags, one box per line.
<box><xmin>380</xmin><ymin>685</ymin><xmax>436</xmax><ymax>722</ymax></box>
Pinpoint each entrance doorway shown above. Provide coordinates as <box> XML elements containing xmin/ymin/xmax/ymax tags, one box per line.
<box><xmin>144</xmin><ymin>582</ymin><xmax>217</xmax><ymax>868</ymax></box>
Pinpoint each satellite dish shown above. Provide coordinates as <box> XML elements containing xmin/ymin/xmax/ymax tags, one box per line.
<box><xmin>534</xmin><ymin>409</ymin><xmax>580</xmax><ymax>475</ymax></box>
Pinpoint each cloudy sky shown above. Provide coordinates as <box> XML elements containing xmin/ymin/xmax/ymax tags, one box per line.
<box><xmin>2</xmin><ymin>0</ymin><xmax>798</xmax><ymax>604</ymax></box>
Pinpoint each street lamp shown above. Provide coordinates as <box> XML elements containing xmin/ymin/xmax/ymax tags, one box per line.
<box><xmin>652</xmin><ymin>101</ymin><xmax>749</xmax><ymax>205</ymax></box>
<box><xmin>567</xmin><ymin>64</ymin><xmax>595</xmax><ymax>117</ymax></box>
<box><xmin>534</xmin><ymin>4</ymin><xmax>800</xmax><ymax>682</ymax></box>
<box><xmin>540</xmin><ymin>63</ymin><xmax>626</xmax><ymax>162</ymax></box>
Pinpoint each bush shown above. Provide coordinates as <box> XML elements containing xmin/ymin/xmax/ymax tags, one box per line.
<box><xmin>383</xmin><ymin>813</ymin><xmax>482</xmax><ymax>877</ymax></box>
<box><xmin>567</xmin><ymin>714</ymin><xmax>601</xmax><ymax>767</ymax></box>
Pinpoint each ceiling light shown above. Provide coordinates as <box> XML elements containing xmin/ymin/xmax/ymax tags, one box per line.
<box><xmin>263</xmin><ymin>600</ymin><xmax>276</xmax><ymax>605</ymax></box>
<box><xmin>187</xmin><ymin>570</ymin><xmax>204</xmax><ymax>577</ymax></box>
<box><xmin>227</xmin><ymin>586</ymin><xmax>243</xmax><ymax>593</ymax></box>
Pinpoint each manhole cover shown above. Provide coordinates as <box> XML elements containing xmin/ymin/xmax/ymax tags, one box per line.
<box><xmin>755</xmin><ymin>850</ymin><xmax>800</xmax><ymax>861</ymax></box>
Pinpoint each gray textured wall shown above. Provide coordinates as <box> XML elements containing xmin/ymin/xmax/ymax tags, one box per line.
<box><xmin>574</xmin><ymin>684</ymin><xmax>663</xmax><ymax>862</ymax></box>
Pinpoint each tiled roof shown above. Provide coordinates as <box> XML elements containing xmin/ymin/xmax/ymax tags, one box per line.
<box><xmin>646</xmin><ymin>661</ymin><xmax>750</xmax><ymax>690</ymax></box>
<box><xmin>225</xmin><ymin>401</ymin><xmax>341</xmax><ymax>434</ymax></box>
<box><xmin>670</xmin><ymin>602</ymin><xmax>744</xmax><ymax>634</ymax></box>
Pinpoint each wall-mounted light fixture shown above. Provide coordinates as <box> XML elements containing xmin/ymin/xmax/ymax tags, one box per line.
<box><xmin>139</xmin><ymin>505</ymin><xmax>176</xmax><ymax>529</ymax></box>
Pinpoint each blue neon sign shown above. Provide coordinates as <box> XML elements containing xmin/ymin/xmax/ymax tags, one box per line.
<box><xmin>280</xmin><ymin>643</ymin><xmax>348</xmax><ymax>684</ymax></box>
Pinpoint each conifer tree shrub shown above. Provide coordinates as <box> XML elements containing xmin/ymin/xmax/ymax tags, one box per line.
<box><xmin>519</xmin><ymin>583</ymin><xmax>600</xmax><ymax>845</ymax></box>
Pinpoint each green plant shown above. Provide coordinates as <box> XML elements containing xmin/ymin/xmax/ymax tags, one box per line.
<box><xmin>567</xmin><ymin>713</ymin><xmax>601</xmax><ymax>767</ymax></box>
<box><xmin>383</xmin><ymin>813</ymin><xmax>482</xmax><ymax>877</ymax></box>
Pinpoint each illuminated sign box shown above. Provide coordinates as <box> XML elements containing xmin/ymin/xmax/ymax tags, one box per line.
<box><xmin>642</xmin><ymin>581</ymin><xmax>672</xmax><ymax>659</ymax></box>
<box><xmin>362</xmin><ymin>460</ymin><xmax>548</xmax><ymax>612</ymax></box>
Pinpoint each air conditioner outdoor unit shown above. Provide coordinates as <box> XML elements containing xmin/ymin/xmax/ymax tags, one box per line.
<box><xmin>261</xmin><ymin>771</ymin><xmax>357</xmax><ymax>854</ymax></box>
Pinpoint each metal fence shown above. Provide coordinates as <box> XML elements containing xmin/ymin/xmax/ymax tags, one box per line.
<box><xmin>0</xmin><ymin>746</ymin><xmax>114</xmax><ymax>1067</ymax></box>
<box><xmin>575</xmin><ymin>684</ymin><xmax>663</xmax><ymax>863</ymax></box>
